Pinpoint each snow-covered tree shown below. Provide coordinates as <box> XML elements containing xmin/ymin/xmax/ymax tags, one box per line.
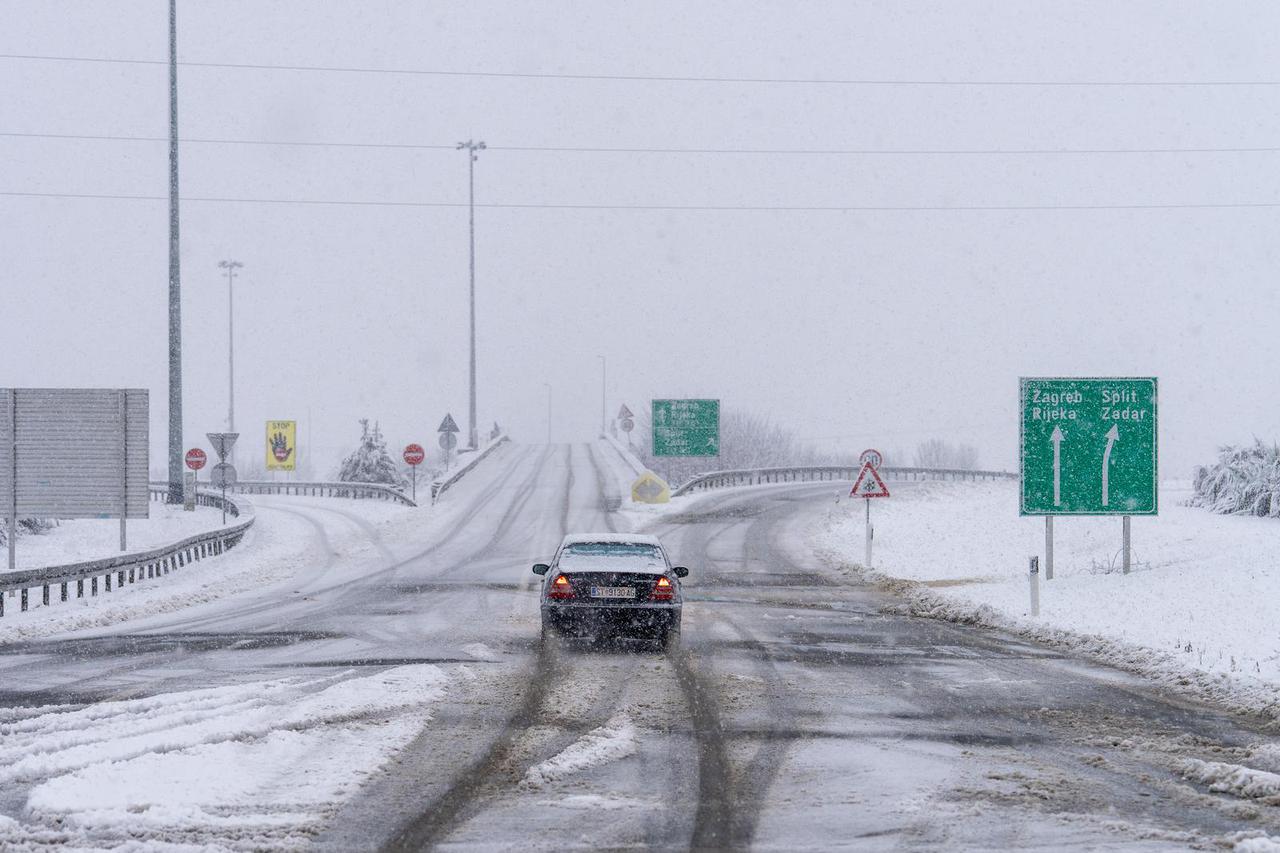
<box><xmin>1192</xmin><ymin>440</ymin><xmax>1280</xmax><ymax>518</ymax></box>
<box><xmin>338</xmin><ymin>419</ymin><xmax>407</xmax><ymax>487</ymax></box>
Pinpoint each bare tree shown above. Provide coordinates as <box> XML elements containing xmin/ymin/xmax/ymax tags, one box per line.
<box><xmin>913</xmin><ymin>439</ymin><xmax>980</xmax><ymax>469</ymax></box>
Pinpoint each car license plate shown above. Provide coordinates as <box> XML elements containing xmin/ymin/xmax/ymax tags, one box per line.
<box><xmin>589</xmin><ymin>586</ymin><xmax>635</xmax><ymax>599</ymax></box>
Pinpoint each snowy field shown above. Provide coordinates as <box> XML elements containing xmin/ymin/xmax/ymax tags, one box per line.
<box><xmin>810</xmin><ymin>480</ymin><xmax>1280</xmax><ymax>718</ymax></box>
<box><xmin>2</xmin><ymin>503</ymin><xmax>228</xmax><ymax>573</ymax></box>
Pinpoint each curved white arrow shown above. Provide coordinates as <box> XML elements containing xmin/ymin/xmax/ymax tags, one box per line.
<box><xmin>1102</xmin><ymin>425</ymin><xmax>1119</xmax><ymax>507</ymax></box>
<box><xmin>1050</xmin><ymin>426</ymin><xmax>1064</xmax><ymax>506</ymax></box>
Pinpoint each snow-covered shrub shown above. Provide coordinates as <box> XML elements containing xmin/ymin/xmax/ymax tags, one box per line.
<box><xmin>338</xmin><ymin>419</ymin><xmax>407</xmax><ymax>488</ymax></box>
<box><xmin>0</xmin><ymin>517</ymin><xmax>57</xmax><ymax>546</ymax></box>
<box><xmin>1191</xmin><ymin>441</ymin><xmax>1280</xmax><ymax>517</ymax></box>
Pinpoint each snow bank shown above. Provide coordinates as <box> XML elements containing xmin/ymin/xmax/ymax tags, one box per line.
<box><xmin>1178</xmin><ymin>758</ymin><xmax>1280</xmax><ymax>802</ymax></box>
<box><xmin>1</xmin><ymin>503</ymin><xmax>227</xmax><ymax>574</ymax></box>
<box><xmin>0</xmin><ymin>665</ymin><xmax>449</xmax><ymax>850</ymax></box>
<box><xmin>810</xmin><ymin>480</ymin><xmax>1280</xmax><ymax>718</ymax></box>
<box><xmin>0</xmin><ymin>495</ymin><xmax>407</xmax><ymax>643</ymax></box>
<box><xmin>521</xmin><ymin>712</ymin><xmax>638</xmax><ymax>787</ymax></box>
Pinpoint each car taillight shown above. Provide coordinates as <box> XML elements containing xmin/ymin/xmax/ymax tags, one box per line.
<box><xmin>652</xmin><ymin>576</ymin><xmax>675</xmax><ymax>601</ymax></box>
<box><xmin>547</xmin><ymin>574</ymin><xmax>574</xmax><ymax>600</ymax></box>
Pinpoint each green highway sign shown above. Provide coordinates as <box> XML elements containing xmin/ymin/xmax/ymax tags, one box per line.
<box><xmin>652</xmin><ymin>399</ymin><xmax>720</xmax><ymax>457</ymax></box>
<box><xmin>1020</xmin><ymin>378</ymin><xmax>1157</xmax><ymax>516</ymax></box>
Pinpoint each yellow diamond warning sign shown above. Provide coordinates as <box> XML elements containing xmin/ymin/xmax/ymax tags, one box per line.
<box><xmin>631</xmin><ymin>471</ymin><xmax>671</xmax><ymax>504</ymax></box>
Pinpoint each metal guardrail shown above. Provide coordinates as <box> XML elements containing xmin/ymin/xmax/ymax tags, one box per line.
<box><xmin>431</xmin><ymin>434</ymin><xmax>511</xmax><ymax>502</ymax></box>
<box><xmin>223</xmin><ymin>480</ymin><xmax>417</xmax><ymax>507</ymax></box>
<box><xmin>672</xmin><ymin>464</ymin><xmax>1017</xmax><ymax>497</ymax></box>
<box><xmin>0</xmin><ymin>487</ymin><xmax>254</xmax><ymax>617</ymax></box>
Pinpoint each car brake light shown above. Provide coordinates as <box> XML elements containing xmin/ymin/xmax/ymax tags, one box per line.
<box><xmin>547</xmin><ymin>574</ymin><xmax>574</xmax><ymax>600</ymax></box>
<box><xmin>652</xmin><ymin>576</ymin><xmax>674</xmax><ymax>601</ymax></box>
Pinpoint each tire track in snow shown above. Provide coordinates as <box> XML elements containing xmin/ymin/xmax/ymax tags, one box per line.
<box><xmin>376</xmin><ymin>444</ymin><xmax>657</xmax><ymax>850</ymax></box>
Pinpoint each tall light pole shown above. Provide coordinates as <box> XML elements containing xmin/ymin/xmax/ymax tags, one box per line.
<box><xmin>166</xmin><ymin>0</ymin><xmax>183</xmax><ymax>504</ymax></box>
<box><xmin>543</xmin><ymin>382</ymin><xmax>552</xmax><ymax>445</ymax></box>
<box><xmin>218</xmin><ymin>260</ymin><xmax>242</xmax><ymax>450</ymax></box>
<box><xmin>457</xmin><ymin>139</ymin><xmax>486</xmax><ymax>451</ymax></box>
<box><xmin>597</xmin><ymin>355</ymin><xmax>607</xmax><ymax>437</ymax></box>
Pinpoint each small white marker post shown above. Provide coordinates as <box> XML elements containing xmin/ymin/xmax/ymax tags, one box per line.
<box><xmin>1045</xmin><ymin>516</ymin><xmax>1054</xmax><ymax>580</ymax></box>
<box><xmin>1029</xmin><ymin>556</ymin><xmax>1040</xmax><ymax>616</ymax></box>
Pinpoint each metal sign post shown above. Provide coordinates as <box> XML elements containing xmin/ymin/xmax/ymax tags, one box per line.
<box><xmin>438</xmin><ymin>415</ymin><xmax>460</xmax><ymax>472</ymax></box>
<box><xmin>403</xmin><ymin>443</ymin><xmax>425</xmax><ymax>502</ymax></box>
<box><xmin>7</xmin><ymin>391</ymin><xmax>14</xmax><ymax>575</ymax></box>
<box><xmin>184</xmin><ymin>448</ymin><xmax>206</xmax><ymax>512</ymax></box>
<box><xmin>206</xmin><ymin>433</ymin><xmax>239</xmax><ymax>526</ymax></box>
<box><xmin>1123</xmin><ymin>515</ymin><xmax>1132</xmax><ymax>574</ymax></box>
<box><xmin>850</xmin><ymin>463</ymin><xmax>890</xmax><ymax>568</ymax></box>
<box><xmin>1045</xmin><ymin>516</ymin><xmax>1054</xmax><ymax>580</ymax></box>
<box><xmin>865</xmin><ymin>497</ymin><xmax>873</xmax><ymax>568</ymax></box>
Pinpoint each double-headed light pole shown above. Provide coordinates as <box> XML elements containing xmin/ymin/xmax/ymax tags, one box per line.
<box><xmin>457</xmin><ymin>139</ymin><xmax>486</xmax><ymax>450</ymax></box>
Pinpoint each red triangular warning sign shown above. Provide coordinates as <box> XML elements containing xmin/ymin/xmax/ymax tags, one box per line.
<box><xmin>850</xmin><ymin>462</ymin><xmax>890</xmax><ymax>498</ymax></box>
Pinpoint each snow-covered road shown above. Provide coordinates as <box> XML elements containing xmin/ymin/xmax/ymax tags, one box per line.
<box><xmin>1</xmin><ymin>443</ymin><xmax>1278</xmax><ymax>851</ymax></box>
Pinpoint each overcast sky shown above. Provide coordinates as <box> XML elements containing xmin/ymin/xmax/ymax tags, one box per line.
<box><xmin>3</xmin><ymin>1</ymin><xmax>1279</xmax><ymax>477</ymax></box>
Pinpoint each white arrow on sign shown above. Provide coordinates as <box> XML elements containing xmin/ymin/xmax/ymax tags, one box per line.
<box><xmin>1050</xmin><ymin>426</ymin><xmax>1064</xmax><ymax>507</ymax></box>
<box><xmin>1102</xmin><ymin>424</ymin><xmax>1119</xmax><ymax>507</ymax></box>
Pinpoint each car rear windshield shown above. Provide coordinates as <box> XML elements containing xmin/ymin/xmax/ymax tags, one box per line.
<box><xmin>558</xmin><ymin>542</ymin><xmax>666</xmax><ymax>572</ymax></box>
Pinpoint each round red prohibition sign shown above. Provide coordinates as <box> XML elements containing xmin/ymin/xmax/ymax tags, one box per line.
<box><xmin>403</xmin><ymin>443</ymin><xmax>426</xmax><ymax>466</ymax></box>
<box><xmin>185</xmin><ymin>448</ymin><xmax>207</xmax><ymax>471</ymax></box>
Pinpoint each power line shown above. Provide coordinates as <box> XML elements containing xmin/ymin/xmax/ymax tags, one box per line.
<box><xmin>4</xmin><ymin>53</ymin><xmax>1280</xmax><ymax>87</ymax></box>
<box><xmin>2</xmin><ymin>189</ymin><xmax>1278</xmax><ymax>211</ymax></box>
<box><xmin>4</xmin><ymin>130</ymin><xmax>1280</xmax><ymax>156</ymax></box>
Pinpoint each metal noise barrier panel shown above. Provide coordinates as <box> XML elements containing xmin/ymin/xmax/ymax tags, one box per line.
<box><xmin>0</xmin><ymin>388</ymin><xmax>150</xmax><ymax>519</ymax></box>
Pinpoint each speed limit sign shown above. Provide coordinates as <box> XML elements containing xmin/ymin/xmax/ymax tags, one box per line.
<box><xmin>859</xmin><ymin>448</ymin><xmax>883</xmax><ymax>470</ymax></box>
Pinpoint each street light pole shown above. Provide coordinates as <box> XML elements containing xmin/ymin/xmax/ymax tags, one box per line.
<box><xmin>543</xmin><ymin>382</ymin><xmax>552</xmax><ymax>445</ymax></box>
<box><xmin>597</xmin><ymin>355</ymin><xmax>606</xmax><ymax>437</ymax></box>
<box><xmin>457</xmin><ymin>139</ymin><xmax>486</xmax><ymax>451</ymax></box>
<box><xmin>217</xmin><ymin>261</ymin><xmax>242</xmax><ymax>451</ymax></box>
<box><xmin>165</xmin><ymin>0</ymin><xmax>183</xmax><ymax>504</ymax></box>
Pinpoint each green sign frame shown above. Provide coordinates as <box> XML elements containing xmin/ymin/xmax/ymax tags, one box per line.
<box><xmin>1020</xmin><ymin>377</ymin><xmax>1157</xmax><ymax>516</ymax></box>
<box><xmin>652</xmin><ymin>399</ymin><xmax>720</xmax><ymax>457</ymax></box>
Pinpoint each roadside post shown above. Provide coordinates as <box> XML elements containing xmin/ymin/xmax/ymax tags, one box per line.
<box><xmin>184</xmin><ymin>448</ymin><xmax>206</xmax><ymax>512</ymax></box>
<box><xmin>618</xmin><ymin>404</ymin><xmax>635</xmax><ymax>446</ymax></box>
<box><xmin>206</xmin><ymin>432</ymin><xmax>239</xmax><ymax>526</ymax></box>
<box><xmin>850</xmin><ymin>459</ymin><xmax>890</xmax><ymax>567</ymax></box>
<box><xmin>1029</xmin><ymin>556</ymin><xmax>1040</xmax><ymax>616</ymax></box>
<box><xmin>403</xmin><ymin>443</ymin><xmax>425</xmax><ymax>502</ymax></box>
<box><xmin>1020</xmin><ymin>378</ymin><xmax>1157</xmax><ymax>579</ymax></box>
<box><xmin>438</xmin><ymin>414</ymin><xmax>460</xmax><ymax>472</ymax></box>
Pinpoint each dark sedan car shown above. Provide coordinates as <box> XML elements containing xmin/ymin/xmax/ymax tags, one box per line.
<box><xmin>533</xmin><ymin>534</ymin><xmax>689</xmax><ymax>647</ymax></box>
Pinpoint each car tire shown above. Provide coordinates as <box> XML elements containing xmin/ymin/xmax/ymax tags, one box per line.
<box><xmin>540</xmin><ymin>620</ymin><xmax>557</xmax><ymax>645</ymax></box>
<box><xmin>661</xmin><ymin>619</ymin><xmax>681</xmax><ymax>651</ymax></box>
